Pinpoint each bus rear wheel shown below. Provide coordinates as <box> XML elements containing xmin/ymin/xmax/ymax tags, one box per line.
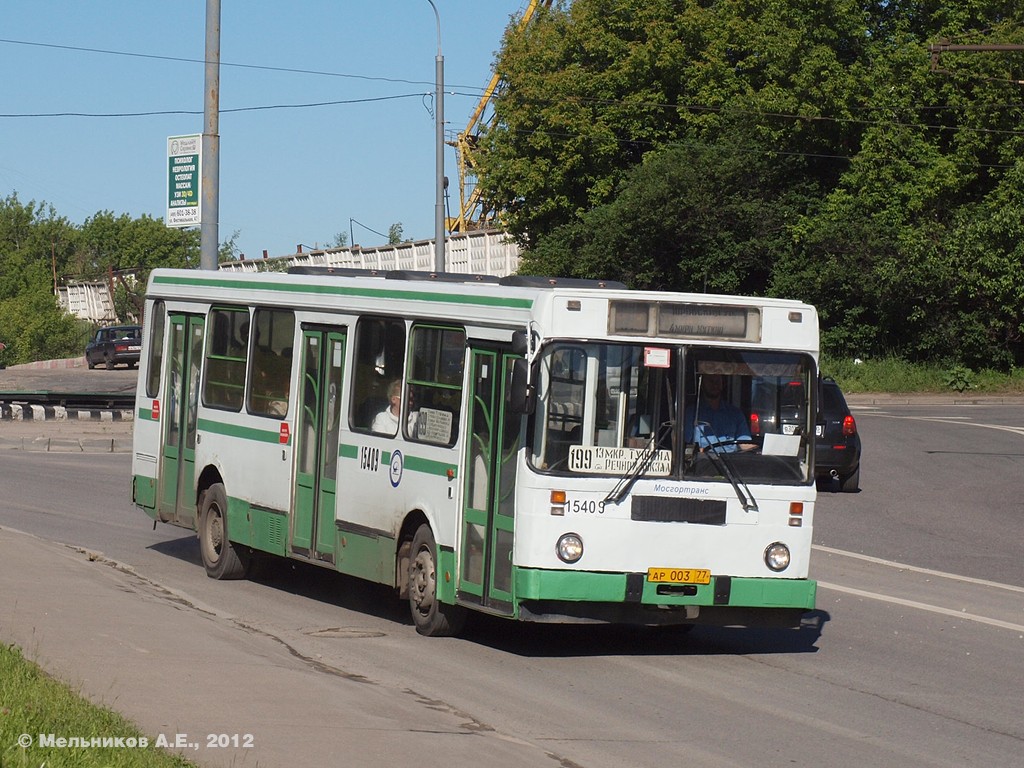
<box><xmin>408</xmin><ymin>524</ymin><xmax>465</xmax><ymax>637</ymax></box>
<box><xmin>198</xmin><ymin>482</ymin><xmax>248</xmax><ymax>580</ymax></box>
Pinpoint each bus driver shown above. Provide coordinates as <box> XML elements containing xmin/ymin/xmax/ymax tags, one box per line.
<box><xmin>685</xmin><ymin>373</ymin><xmax>756</xmax><ymax>452</ymax></box>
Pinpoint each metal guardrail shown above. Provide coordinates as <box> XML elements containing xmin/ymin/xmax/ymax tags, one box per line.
<box><xmin>0</xmin><ymin>391</ymin><xmax>135</xmax><ymax>410</ymax></box>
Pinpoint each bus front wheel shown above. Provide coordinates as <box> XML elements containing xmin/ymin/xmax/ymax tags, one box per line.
<box><xmin>199</xmin><ymin>483</ymin><xmax>248</xmax><ymax>580</ymax></box>
<box><xmin>408</xmin><ymin>524</ymin><xmax>465</xmax><ymax>637</ymax></box>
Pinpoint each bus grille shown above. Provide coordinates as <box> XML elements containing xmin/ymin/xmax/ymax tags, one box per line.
<box><xmin>631</xmin><ymin>496</ymin><xmax>727</xmax><ymax>525</ymax></box>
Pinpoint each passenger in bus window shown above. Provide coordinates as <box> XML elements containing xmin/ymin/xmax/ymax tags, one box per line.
<box><xmin>685</xmin><ymin>373</ymin><xmax>755</xmax><ymax>452</ymax></box>
<box><xmin>372</xmin><ymin>379</ymin><xmax>419</xmax><ymax>435</ymax></box>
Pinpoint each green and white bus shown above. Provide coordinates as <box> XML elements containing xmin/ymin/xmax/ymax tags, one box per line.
<box><xmin>131</xmin><ymin>267</ymin><xmax>819</xmax><ymax>636</ymax></box>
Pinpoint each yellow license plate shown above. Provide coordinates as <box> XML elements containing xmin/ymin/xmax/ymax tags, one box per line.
<box><xmin>646</xmin><ymin>567</ymin><xmax>712</xmax><ymax>585</ymax></box>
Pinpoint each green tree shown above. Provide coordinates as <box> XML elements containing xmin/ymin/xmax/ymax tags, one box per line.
<box><xmin>75</xmin><ymin>211</ymin><xmax>197</xmax><ymax>278</ymax></box>
<box><xmin>483</xmin><ymin>0</ymin><xmax>1024</xmax><ymax>368</ymax></box>
<box><xmin>774</xmin><ymin>12</ymin><xmax>1024</xmax><ymax>365</ymax></box>
<box><xmin>481</xmin><ymin>0</ymin><xmax>868</xmax><ymax>248</ymax></box>
<box><xmin>0</xmin><ymin>194</ymin><xmax>217</xmax><ymax>361</ymax></box>
<box><xmin>0</xmin><ymin>193</ymin><xmax>78</xmax><ymax>301</ymax></box>
<box><xmin>0</xmin><ymin>288</ymin><xmax>84</xmax><ymax>366</ymax></box>
<box><xmin>219</xmin><ymin>229</ymin><xmax>241</xmax><ymax>262</ymax></box>
<box><xmin>522</xmin><ymin>141</ymin><xmax>815</xmax><ymax>295</ymax></box>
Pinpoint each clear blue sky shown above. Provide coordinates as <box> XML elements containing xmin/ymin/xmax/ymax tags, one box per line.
<box><xmin>1</xmin><ymin>1</ymin><xmax>531</xmax><ymax>261</ymax></box>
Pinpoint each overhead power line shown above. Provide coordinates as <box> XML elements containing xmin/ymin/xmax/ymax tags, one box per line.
<box><xmin>0</xmin><ymin>93</ymin><xmax>424</xmax><ymax>119</ymax></box>
<box><xmin>0</xmin><ymin>37</ymin><xmax>477</xmax><ymax>90</ymax></box>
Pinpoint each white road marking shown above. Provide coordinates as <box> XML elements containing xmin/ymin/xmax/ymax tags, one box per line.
<box><xmin>816</xmin><ymin>581</ymin><xmax>1024</xmax><ymax>633</ymax></box>
<box><xmin>813</xmin><ymin>545</ymin><xmax>1024</xmax><ymax>632</ymax></box>
<box><xmin>813</xmin><ymin>544</ymin><xmax>1024</xmax><ymax>593</ymax></box>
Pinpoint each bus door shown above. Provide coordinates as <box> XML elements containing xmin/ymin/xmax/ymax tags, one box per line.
<box><xmin>459</xmin><ymin>347</ymin><xmax>521</xmax><ymax>613</ymax></box>
<box><xmin>291</xmin><ymin>327</ymin><xmax>347</xmax><ymax>562</ymax></box>
<box><xmin>158</xmin><ymin>314</ymin><xmax>204</xmax><ymax>527</ymax></box>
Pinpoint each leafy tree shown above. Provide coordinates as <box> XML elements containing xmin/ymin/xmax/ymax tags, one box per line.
<box><xmin>75</xmin><ymin>211</ymin><xmax>197</xmax><ymax>278</ymax></box>
<box><xmin>481</xmin><ymin>0</ymin><xmax>868</xmax><ymax>247</ymax></box>
<box><xmin>0</xmin><ymin>288</ymin><xmax>84</xmax><ymax>366</ymax></box>
<box><xmin>521</xmin><ymin>141</ymin><xmax>815</xmax><ymax>295</ymax></box>
<box><xmin>0</xmin><ymin>193</ymin><xmax>78</xmax><ymax>301</ymax></box>
<box><xmin>483</xmin><ymin>0</ymin><xmax>1024</xmax><ymax>368</ymax></box>
<box><xmin>219</xmin><ymin>229</ymin><xmax>241</xmax><ymax>262</ymax></box>
<box><xmin>0</xmin><ymin>194</ymin><xmax>215</xmax><ymax>361</ymax></box>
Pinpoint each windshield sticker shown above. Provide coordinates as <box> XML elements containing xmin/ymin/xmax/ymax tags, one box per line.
<box><xmin>644</xmin><ymin>347</ymin><xmax>671</xmax><ymax>368</ymax></box>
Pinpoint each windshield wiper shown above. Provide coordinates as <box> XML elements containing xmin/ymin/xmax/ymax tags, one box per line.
<box><xmin>601</xmin><ymin>420</ymin><xmax>673</xmax><ymax>507</ymax></box>
<box><xmin>693</xmin><ymin>422</ymin><xmax>759</xmax><ymax>513</ymax></box>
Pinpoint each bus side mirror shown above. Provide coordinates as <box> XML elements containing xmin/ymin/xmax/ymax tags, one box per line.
<box><xmin>511</xmin><ymin>330</ymin><xmax>529</xmax><ymax>356</ymax></box>
<box><xmin>509</xmin><ymin>357</ymin><xmax>535</xmax><ymax>415</ymax></box>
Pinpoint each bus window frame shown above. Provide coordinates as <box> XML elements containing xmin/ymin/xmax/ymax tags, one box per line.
<box><xmin>145</xmin><ymin>300</ymin><xmax>166</xmax><ymax>399</ymax></box>
<box><xmin>245</xmin><ymin>307</ymin><xmax>295</xmax><ymax>420</ymax></box>
<box><xmin>349</xmin><ymin>316</ymin><xmax>407</xmax><ymax>435</ymax></box>
<box><xmin>405</xmin><ymin>323</ymin><xmax>466</xmax><ymax>447</ymax></box>
<box><xmin>202</xmin><ymin>305</ymin><xmax>250</xmax><ymax>412</ymax></box>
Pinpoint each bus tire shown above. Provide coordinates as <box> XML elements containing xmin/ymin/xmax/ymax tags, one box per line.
<box><xmin>408</xmin><ymin>524</ymin><xmax>466</xmax><ymax>637</ymax></box>
<box><xmin>198</xmin><ymin>483</ymin><xmax>248</xmax><ymax>580</ymax></box>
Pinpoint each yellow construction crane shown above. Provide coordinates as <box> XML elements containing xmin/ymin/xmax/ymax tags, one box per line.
<box><xmin>446</xmin><ymin>0</ymin><xmax>553</xmax><ymax>233</ymax></box>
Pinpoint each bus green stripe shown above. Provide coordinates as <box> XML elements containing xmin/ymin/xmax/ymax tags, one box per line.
<box><xmin>515</xmin><ymin>569</ymin><xmax>817</xmax><ymax>609</ymax></box>
<box><xmin>197</xmin><ymin>417</ymin><xmax>281</xmax><ymax>444</ymax></box>
<box><xmin>404</xmin><ymin>454</ymin><xmax>457</xmax><ymax>478</ymax></box>
<box><xmin>152</xmin><ymin>273</ymin><xmax>533</xmax><ymax>309</ymax></box>
<box><xmin>339</xmin><ymin>442</ymin><xmax>456</xmax><ymax>478</ymax></box>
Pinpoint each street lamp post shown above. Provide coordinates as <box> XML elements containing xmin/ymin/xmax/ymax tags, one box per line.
<box><xmin>425</xmin><ymin>0</ymin><xmax>445</xmax><ymax>273</ymax></box>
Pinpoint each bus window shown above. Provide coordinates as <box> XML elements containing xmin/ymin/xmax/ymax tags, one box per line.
<box><xmin>247</xmin><ymin>308</ymin><xmax>294</xmax><ymax>418</ymax></box>
<box><xmin>203</xmin><ymin>306</ymin><xmax>249</xmax><ymax>410</ymax></box>
<box><xmin>351</xmin><ymin>318</ymin><xmax>406</xmax><ymax>432</ymax></box>
<box><xmin>145</xmin><ymin>301</ymin><xmax>165</xmax><ymax>399</ymax></box>
<box><xmin>683</xmin><ymin>350</ymin><xmax>814</xmax><ymax>483</ymax></box>
<box><xmin>407</xmin><ymin>325</ymin><xmax>465</xmax><ymax>446</ymax></box>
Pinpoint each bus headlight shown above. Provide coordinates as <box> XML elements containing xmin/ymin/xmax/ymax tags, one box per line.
<box><xmin>556</xmin><ymin>533</ymin><xmax>584</xmax><ymax>564</ymax></box>
<box><xmin>764</xmin><ymin>542</ymin><xmax>791</xmax><ymax>572</ymax></box>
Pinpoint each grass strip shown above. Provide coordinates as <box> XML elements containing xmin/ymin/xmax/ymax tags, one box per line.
<box><xmin>0</xmin><ymin>643</ymin><xmax>195</xmax><ymax>768</ymax></box>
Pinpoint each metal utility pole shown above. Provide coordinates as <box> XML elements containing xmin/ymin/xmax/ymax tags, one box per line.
<box><xmin>426</xmin><ymin>0</ymin><xmax>445</xmax><ymax>272</ymax></box>
<box><xmin>200</xmin><ymin>0</ymin><xmax>221</xmax><ymax>271</ymax></box>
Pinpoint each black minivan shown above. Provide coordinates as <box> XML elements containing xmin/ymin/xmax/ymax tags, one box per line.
<box><xmin>815</xmin><ymin>377</ymin><xmax>861</xmax><ymax>492</ymax></box>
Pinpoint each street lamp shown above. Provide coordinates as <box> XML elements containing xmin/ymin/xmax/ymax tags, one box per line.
<box><xmin>425</xmin><ymin>0</ymin><xmax>445</xmax><ymax>272</ymax></box>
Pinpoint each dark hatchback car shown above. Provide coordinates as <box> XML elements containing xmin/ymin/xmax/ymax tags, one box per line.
<box><xmin>85</xmin><ymin>325</ymin><xmax>142</xmax><ymax>370</ymax></box>
<box><xmin>750</xmin><ymin>375</ymin><xmax>861</xmax><ymax>492</ymax></box>
<box><xmin>815</xmin><ymin>376</ymin><xmax>861</xmax><ymax>492</ymax></box>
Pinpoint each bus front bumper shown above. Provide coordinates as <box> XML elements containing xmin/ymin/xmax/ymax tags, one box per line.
<box><xmin>514</xmin><ymin>568</ymin><xmax>816</xmax><ymax>627</ymax></box>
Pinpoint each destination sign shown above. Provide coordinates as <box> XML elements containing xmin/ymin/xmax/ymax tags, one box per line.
<box><xmin>568</xmin><ymin>445</ymin><xmax>671</xmax><ymax>476</ymax></box>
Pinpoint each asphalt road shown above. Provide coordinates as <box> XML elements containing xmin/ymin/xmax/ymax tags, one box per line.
<box><xmin>0</xmin><ymin>361</ymin><xmax>138</xmax><ymax>395</ymax></box>
<box><xmin>0</xmin><ymin>391</ymin><xmax>1021</xmax><ymax>767</ymax></box>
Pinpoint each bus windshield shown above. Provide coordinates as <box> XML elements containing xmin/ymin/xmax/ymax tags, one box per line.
<box><xmin>528</xmin><ymin>342</ymin><xmax>815</xmax><ymax>485</ymax></box>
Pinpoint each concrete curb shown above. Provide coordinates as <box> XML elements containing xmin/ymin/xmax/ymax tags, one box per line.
<box><xmin>0</xmin><ymin>435</ymin><xmax>132</xmax><ymax>453</ymax></box>
<box><xmin>2</xmin><ymin>356</ymin><xmax>88</xmax><ymax>370</ymax></box>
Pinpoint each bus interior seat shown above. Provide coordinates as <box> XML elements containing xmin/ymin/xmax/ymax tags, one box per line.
<box><xmin>357</xmin><ymin>395</ymin><xmax>388</xmax><ymax>429</ymax></box>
